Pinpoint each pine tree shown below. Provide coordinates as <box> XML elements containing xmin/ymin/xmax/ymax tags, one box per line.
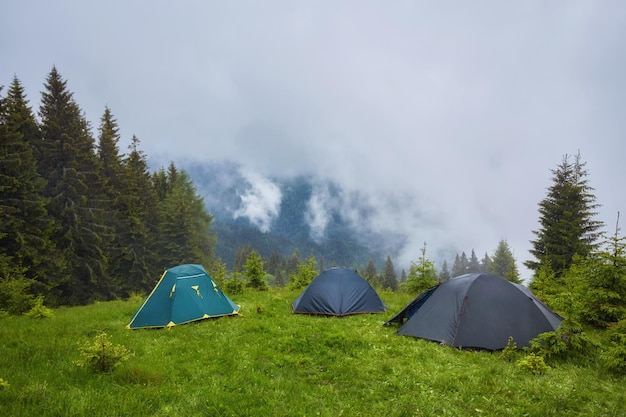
<box><xmin>438</xmin><ymin>260</ymin><xmax>451</xmax><ymax>282</ymax></box>
<box><xmin>452</xmin><ymin>252</ymin><xmax>468</xmax><ymax>277</ymax></box>
<box><xmin>405</xmin><ymin>243</ymin><xmax>438</xmax><ymax>294</ymax></box>
<box><xmin>578</xmin><ymin>213</ymin><xmax>626</xmax><ymax>325</ymax></box>
<box><xmin>289</xmin><ymin>254</ymin><xmax>317</xmax><ymax>290</ymax></box>
<box><xmin>480</xmin><ymin>253</ymin><xmax>491</xmax><ymax>273</ymax></box>
<box><xmin>37</xmin><ymin>67</ymin><xmax>112</xmax><ymax>304</ymax></box>
<box><xmin>525</xmin><ymin>153</ymin><xmax>604</xmax><ymax>279</ymax></box>
<box><xmin>468</xmin><ymin>249</ymin><xmax>480</xmax><ymax>273</ymax></box>
<box><xmin>363</xmin><ymin>259</ymin><xmax>380</xmax><ymax>288</ymax></box>
<box><xmin>266</xmin><ymin>251</ymin><xmax>281</xmax><ymax>276</ymax></box>
<box><xmin>488</xmin><ymin>239</ymin><xmax>521</xmax><ymax>283</ymax></box>
<box><xmin>244</xmin><ymin>250</ymin><xmax>268</xmax><ymax>290</ymax></box>
<box><xmin>157</xmin><ymin>166</ymin><xmax>215</xmax><ymax>268</ymax></box>
<box><xmin>233</xmin><ymin>244</ymin><xmax>252</xmax><ymax>276</ymax></box>
<box><xmin>381</xmin><ymin>255</ymin><xmax>398</xmax><ymax>290</ymax></box>
<box><xmin>95</xmin><ymin>107</ymin><xmax>127</xmax><ymax>295</ymax></box>
<box><xmin>116</xmin><ymin>135</ymin><xmax>162</xmax><ymax>294</ymax></box>
<box><xmin>0</xmin><ymin>78</ymin><xmax>57</xmax><ymax>293</ymax></box>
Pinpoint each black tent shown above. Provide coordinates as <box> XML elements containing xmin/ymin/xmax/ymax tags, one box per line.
<box><xmin>292</xmin><ymin>267</ymin><xmax>386</xmax><ymax>316</ymax></box>
<box><xmin>384</xmin><ymin>272</ymin><xmax>562</xmax><ymax>350</ymax></box>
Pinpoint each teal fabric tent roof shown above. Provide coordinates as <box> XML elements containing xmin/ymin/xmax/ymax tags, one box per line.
<box><xmin>127</xmin><ymin>264</ymin><xmax>239</xmax><ymax>329</ymax></box>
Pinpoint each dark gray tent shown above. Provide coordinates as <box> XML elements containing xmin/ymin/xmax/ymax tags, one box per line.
<box><xmin>292</xmin><ymin>267</ymin><xmax>386</xmax><ymax>316</ymax></box>
<box><xmin>384</xmin><ymin>272</ymin><xmax>562</xmax><ymax>350</ymax></box>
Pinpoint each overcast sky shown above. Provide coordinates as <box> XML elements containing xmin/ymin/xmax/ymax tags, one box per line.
<box><xmin>2</xmin><ymin>1</ymin><xmax>625</xmax><ymax>277</ymax></box>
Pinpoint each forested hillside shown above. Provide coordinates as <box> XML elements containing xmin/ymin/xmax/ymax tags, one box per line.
<box><xmin>182</xmin><ymin>161</ymin><xmax>390</xmax><ymax>269</ymax></box>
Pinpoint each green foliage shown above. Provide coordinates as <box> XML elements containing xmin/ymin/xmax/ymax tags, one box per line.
<box><xmin>244</xmin><ymin>250</ymin><xmax>268</xmax><ymax>291</ymax></box>
<box><xmin>526</xmin><ymin>152</ymin><xmax>603</xmax><ymax>278</ymax></box>
<box><xmin>600</xmin><ymin>319</ymin><xmax>626</xmax><ymax>375</ymax></box>
<box><xmin>0</xmin><ymin>292</ymin><xmax>624</xmax><ymax>416</ymax></box>
<box><xmin>0</xmin><ymin>274</ymin><xmax>35</xmax><ymax>315</ymax></box>
<box><xmin>578</xmin><ymin>223</ymin><xmax>626</xmax><ymax>326</ymax></box>
<box><xmin>222</xmin><ymin>277</ymin><xmax>245</xmax><ymax>295</ymax></box>
<box><xmin>24</xmin><ymin>296</ymin><xmax>54</xmax><ymax>319</ymax></box>
<box><xmin>529</xmin><ymin>326</ymin><xmax>597</xmax><ymax>361</ymax></box>
<box><xmin>381</xmin><ymin>255</ymin><xmax>398</xmax><ymax>290</ymax></box>
<box><xmin>288</xmin><ymin>255</ymin><xmax>318</xmax><ymax>290</ymax></box>
<box><xmin>488</xmin><ymin>239</ymin><xmax>521</xmax><ymax>283</ymax></box>
<box><xmin>0</xmin><ymin>378</ymin><xmax>9</xmax><ymax>390</ymax></box>
<box><xmin>516</xmin><ymin>353</ymin><xmax>551</xmax><ymax>375</ymax></box>
<box><xmin>75</xmin><ymin>332</ymin><xmax>130</xmax><ymax>373</ymax></box>
<box><xmin>363</xmin><ymin>259</ymin><xmax>381</xmax><ymax>288</ymax></box>
<box><xmin>404</xmin><ymin>243</ymin><xmax>438</xmax><ymax>294</ymax></box>
<box><xmin>500</xmin><ymin>336</ymin><xmax>519</xmax><ymax>362</ymax></box>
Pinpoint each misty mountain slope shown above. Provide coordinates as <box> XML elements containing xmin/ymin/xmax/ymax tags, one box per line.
<box><xmin>183</xmin><ymin>160</ymin><xmax>390</xmax><ymax>269</ymax></box>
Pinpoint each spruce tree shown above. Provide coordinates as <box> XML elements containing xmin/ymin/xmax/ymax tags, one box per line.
<box><xmin>480</xmin><ymin>253</ymin><xmax>491</xmax><ymax>273</ymax></box>
<box><xmin>381</xmin><ymin>255</ymin><xmax>398</xmax><ymax>290</ymax></box>
<box><xmin>468</xmin><ymin>249</ymin><xmax>480</xmax><ymax>273</ymax></box>
<box><xmin>0</xmin><ymin>78</ymin><xmax>57</xmax><ymax>293</ymax></box>
<box><xmin>244</xmin><ymin>250</ymin><xmax>268</xmax><ymax>290</ymax></box>
<box><xmin>578</xmin><ymin>214</ymin><xmax>626</xmax><ymax>325</ymax></box>
<box><xmin>488</xmin><ymin>239</ymin><xmax>521</xmax><ymax>283</ymax></box>
<box><xmin>157</xmin><ymin>166</ymin><xmax>215</xmax><ymax>268</ymax></box>
<box><xmin>525</xmin><ymin>153</ymin><xmax>604</xmax><ymax>279</ymax></box>
<box><xmin>363</xmin><ymin>259</ymin><xmax>380</xmax><ymax>288</ymax></box>
<box><xmin>438</xmin><ymin>260</ymin><xmax>451</xmax><ymax>282</ymax></box>
<box><xmin>405</xmin><ymin>243</ymin><xmax>438</xmax><ymax>294</ymax></box>
<box><xmin>96</xmin><ymin>107</ymin><xmax>126</xmax><ymax>295</ymax></box>
<box><xmin>37</xmin><ymin>68</ymin><xmax>112</xmax><ymax>304</ymax></box>
<box><xmin>116</xmin><ymin>135</ymin><xmax>162</xmax><ymax>293</ymax></box>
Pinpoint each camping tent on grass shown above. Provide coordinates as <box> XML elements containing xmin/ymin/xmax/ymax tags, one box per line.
<box><xmin>384</xmin><ymin>272</ymin><xmax>562</xmax><ymax>350</ymax></box>
<box><xmin>292</xmin><ymin>267</ymin><xmax>386</xmax><ymax>316</ymax></box>
<box><xmin>127</xmin><ymin>264</ymin><xmax>239</xmax><ymax>329</ymax></box>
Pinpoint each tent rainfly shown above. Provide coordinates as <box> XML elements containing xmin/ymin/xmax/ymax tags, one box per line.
<box><xmin>384</xmin><ymin>272</ymin><xmax>562</xmax><ymax>350</ymax></box>
<box><xmin>127</xmin><ymin>264</ymin><xmax>239</xmax><ymax>329</ymax></box>
<box><xmin>292</xmin><ymin>267</ymin><xmax>386</xmax><ymax>316</ymax></box>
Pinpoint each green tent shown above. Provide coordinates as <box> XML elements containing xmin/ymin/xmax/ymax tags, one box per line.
<box><xmin>127</xmin><ymin>264</ymin><xmax>239</xmax><ymax>329</ymax></box>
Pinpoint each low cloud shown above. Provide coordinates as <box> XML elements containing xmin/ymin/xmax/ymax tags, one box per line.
<box><xmin>233</xmin><ymin>169</ymin><xmax>282</xmax><ymax>233</ymax></box>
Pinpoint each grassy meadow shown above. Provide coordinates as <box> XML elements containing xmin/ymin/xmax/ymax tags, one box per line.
<box><xmin>0</xmin><ymin>288</ymin><xmax>623</xmax><ymax>416</ymax></box>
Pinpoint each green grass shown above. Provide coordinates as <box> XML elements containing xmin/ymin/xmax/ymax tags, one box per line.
<box><xmin>0</xmin><ymin>289</ymin><xmax>623</xmax><ymax>416</ymax></box>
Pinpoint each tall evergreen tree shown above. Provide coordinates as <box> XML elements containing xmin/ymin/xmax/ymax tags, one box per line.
<box><xmin>468</xmin><ymin>249</ymin><xmax>480</xmax><ymax>273</ymax></box>
<box><xmin>157</xmin><ymin>167</ymin><xmax>215</xmax><ymax>268</ymax></box>
<box><xmin>488</xmin><ymin>239</ymin><xmax>521</xmax><ymax>283</ymax></box>
<box><xmin>381</xmin><ymin>255</ymin><xmax>398</xmax><ymax>290</ymax></box>
<box><xmin>0</xmin><ymin>78</ymin><xmax>57</xmax><ymax>292</ymax></box>
<box><xmin>525</xmin><ymin>153</ymin><xmax>604</xmax><ymax>279</ymax></box>
<box><xmin>438</xmin><ymin>260</ymin><xmax>451</xmax><ymax>282</ymax></box>
<box><xmin>480</xmin><ymin>253</ymin><xmax>491</xmax><ymax>273</ymax></box>
<box><xmin>115</xmin><ymin>135</ymin><xmax>162</xmax><ymax>294</ymax></box>
<box><xmin>37</xmin><ymin>67</ymin><xmax>111</xmax><ymax>304</ymax></box>
<box><xmin>452</xmin><ymin>252</ymin><xmax>468</xmax><ymax>277</ymax></box>
<box><xmin>95</xmin><ymin>107</ymin><xmax>127</xmax><ymax>295</ymax></box>
<box><xmin>363</xmin><ymin>259</ymin><xmax>380</xmax><ymax>288</ymax></box>
<box><xmin>266</xmin><ymin>251</ymin><xmax>281</xmax><ymax>276</ymax></box>
<box><xmin>233</xmin><ymin>244</ymin><xmax>252</xmax><ymax>276</ymax></box>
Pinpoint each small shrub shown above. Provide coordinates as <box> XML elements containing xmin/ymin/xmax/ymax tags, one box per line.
<box><xmin>0</xmin><ymin>274</ymin><xmax>35</xmax><ymax>315</ymax></box>
<box><xmin>501</xmin><ymin>336</ymin><xmax>518</xmax><ymax>361</ymax></box>
<box><xmin>529</xmin><ymin>326</ymin><xmax>597</xmax><ymax>360</ymax></box>
<box><xmin>24</xmin><ymin>296</ymin><xmax>54</xmax><ymax>319</ymax></box>
<box><xmin>0</xmin><ymin>377</ymin><xmax>9</xmax><ymax>390</ymax></box>
<box><xmin>223</xmin><ymin>278</ymin><xmax>244</xmax><ymax>295</ymax></box>
<box><xmin>75</xmin><ymin>332</ymin><xmax>130</xmax><ymax>373</ymax></box>
<box><xmin>517</xmin><ymin>353</ymin><xmax>551</xmax><ymax>375</ymax></box>
<box><xmin>600</xmin><ymin>319</ymin><xmax>626</xmax><ymax>375</ymax></box>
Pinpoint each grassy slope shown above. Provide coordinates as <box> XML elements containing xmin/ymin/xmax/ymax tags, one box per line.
<box><xmin>0</xmin><ymin>289</ymin><xmax>623</xmax><ymax>417</ymax></box>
